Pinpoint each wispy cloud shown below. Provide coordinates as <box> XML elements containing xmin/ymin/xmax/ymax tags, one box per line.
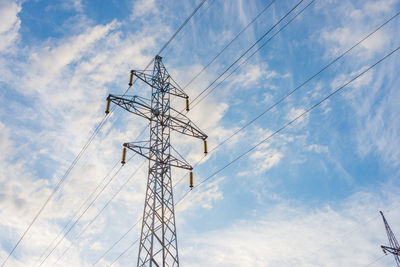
<box><xmin>180</xmin><ymin>185</ymin><xmax>400</xmax><ymax>267</ymax></box>
<box><xmin>0</xmin><ymin>0</ymin><xmax>21</xmax><ymax>52</ymax></box>
<box><xmin>131</xmin><ymin>0</ymin><xmax>158</xmax><ymax>19</ymax></box>
<box><xmin>1</xmin><ymin>0</ymin><xmax>400</xmax><ymax>266</ymax></box>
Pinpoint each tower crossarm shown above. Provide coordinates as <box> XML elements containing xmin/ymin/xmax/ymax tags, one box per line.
<box><xmin>108</xmin><ymin>94</ymin><xmax>152</xmax><ymax>120</ymax></box>
<box><xmin>132</xmin><ymin>70</ymin><xmax>189</xmax><ymax>99</ymax></box>
<box><xmin>124</xmin><ymin>142</ymin><xmax>193</xmax><ymax>170</ymax></box>
<box><xmin>382</xmin><ymin>245</ymin><xmax>400</xmax><ymax>255</ymax></box>
<box><xmin>169</xmin><ymin>107</ymin><xmax>208</xmax><ymax>140</ymax></box>
<box><xmin>108</xmin><ymin>94</ymin><xmax>207</xmax><ymax>141</ymax></box>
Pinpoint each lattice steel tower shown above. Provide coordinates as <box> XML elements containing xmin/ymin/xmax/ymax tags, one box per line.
<box><xmin>380</xmin><ymin>211</ymin><xmax>400</xmax><ymax>266</ymax></box>
<box><xmin>106</xmin><ymin>55</ymin><xmax>207</xmax><ymax>266</ymax></box>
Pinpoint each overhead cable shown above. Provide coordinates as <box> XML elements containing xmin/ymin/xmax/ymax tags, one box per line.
<box><xmin>38</xmin><ymin>164</ymin><xmax>126</xmax><ymax>267</ymax></box>
<box><xmin>88</xmin><ymin>10</ymin><xmax>400</xmax><ymax>267</ymax></box>
<box><xmin>91</xmin><ymin>218</ymin><xmax>142</xmax><ymax>266</ymax></box>
<box><xmin>33</xmin><ymin>159</ymin><xmax>120</xmax><ymax>267</ymax></box>
<box><xmin>172</xmin><ymin>0</ymin><xmax>316</xmax><ymax>188</ymax></box>
<box><xmin>188</xmin><ymin>0</ymin><xmax>306</xmax><ymax>106</ymax></box>
<box><xmin>194</xmin><ymin>46</ymin><xmax>400</xmax><ymax>188</ymax></box>
<box><xmin>109</xmin><ymin>237</ymin><xmax>140</xmax><ymax>266</ymax></box>
<box><xmin>181</xmin><ymin>0</ymin><xmax>276</xmax><ymax>90</ymax></box>
<box><xmin>173</xmin><ymin>6</ymin><xmax>400</xmax><ymax>189</ymax></box>
<box><xmin>52</xmin><ymin>160</ymin><xmax>146</xmax><ymax>266</ymax></box>
<box><xmin>162</xmin><ymin>0</ymin><xmax>217</xmax><ymax>58</ymax></box>
<box><xmin>200</xmin><ymin>9</ymin><xmax>400</xmax><ymax>154</ymax></box>
<box><xmin>91</xmin><ymin>2</ymin><xmax>314</xmax><ymax>263</ymax></box>
<box><xmin>0</xmin><ymin>113</ymin><xmax>108</xmax><ymax>267</ymax></box>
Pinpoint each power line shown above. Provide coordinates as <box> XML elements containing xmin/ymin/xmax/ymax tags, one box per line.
<box><xmin>94</xmin><ymin>2</ymin><xmax>274</xmax><ymax>258</ymax></box>
<box><xmin>190</xmin><ymin>0</ymin><xmax>315</xmax><ymax>110</ymax></box>
<box><xmin>166</xmin><ymin>46</ymin><xmax>400</xmax><ymax>267</ymax></box>
<box><xmin>34</xmin><ymin>124</ymin><xmax>148</xmax><ymax>266</ymax></box>
<box><xmin>109</xmin><ymin>237</ymin><xmax>140</xmax><ymax>266</ymax></box>
<box><xmin>0</xmin><ymin>113</ymin><xmax>108</xmax><ymax>267</ymax></box>
<box><xmin>189</xmin><ymin>0</ymin><xmax>306</xmax><ymax>106</ymax></box>
<box><xmin>181</xmin><ymin>0</ymin><xmax>276</xmax><ymax>90</ymax></box>
<box><xmin>38</xmin><ymin>147</ymin><xmax>143</xmax><ymax>267</ymax></box>
<box><xmin>82</xmin><ymin>1</ymin><xmax>277</xmax><ymax>261</ymax></box>
<box><xmin>163</xmin><ymin>47</ymin><xmax>400</xmax><ymax>260</ymax></box>
<box><xmin>91</xmin><ymin>217</ymin><xmax>142</xmax><ymax>266</ymax></box>
<box><xmin>174</xmin><ymin>46</ymin><xmax>400</xmax><ymax>219</ymax></box>
<box><xmin>150</xmin><ymin>0</ymin><xmax>277</xmax><ymax>139</ymax></box>
<box><xmin>173</xmin><ymin>6</ymin><xmax>400</xmax><ymax>191</ymax></box>
<box><xmin>162</xmin><ymin>0</ymin><xmax>217</xmax><ymax>59</ymax></box>
<box><xmin>95</xmin><ymin>191</ymin><xmax>193</xmax><ymax>266</ymax></box>
<box><xmin>172</xmin><ymin>0</ymin><xmax>315</xmax><ymax>188</ymax></box>
<box><xmin>196</xmin><ymin>8</ymin><xmax>400</xmax><ymax>156</ymax></box>
<box><xmin>38</xmin><ymin>163</ymin><xmax>127</xmax><ymax>267</ymax></box>
<box><xmin>365</xmin><ymin>254</ymin><xmax>387</xmax><ymax>266</ymax></box>
<box><xmin>84</xmin><ymin>3</ymin><xmax>398</xmax><ymax>265</ymax></box>
<box><xmin>194</xmin><ymin>45</ymin><xmax>400</xmax><ymax>188</ymax></box>
<box><xmin>91</xmin><ymin>3</ymin><xmax>314</xmax><ymax>262</ymax></box>
<box><xmin>52</xmin><ymin>160</ymin><xmax>147</xmax><ymax>266</ymax></box>
<box><xmin>123</xmin><ymin>0</ymin><xmax>208</xmax><ymax>98</ymax></box>
<box><xmin>122</xmin><ymin>0</ymin><xmax>296</xmax><ymax>156</ymax></box>
<box><xmin>38</xmin><ymin>153</ymin><xmax>142</xmax><ymax>267</ymax></box>
<box><xmin>4</xmin><ymin>1</ymin><xmax>315</xmax><ymax>266</ymax></box>
<box><xmin>33</xmin><ymin>159</ymin><xmax>121</xmax><ymax>267</ymax></box>
<box><xmin>158</xmin><ymin>0</ymin><xmax>207</xmax><ymax>59</ymax></box>
<box><xmin>9</xmin><ymin>3</ymin><xmax>314</xmax><ymax>264</ymax></box>
<box><xmin>93</xmin><ymin>14</ymin><xmax>400</xmax><ymax>267</ymax></box>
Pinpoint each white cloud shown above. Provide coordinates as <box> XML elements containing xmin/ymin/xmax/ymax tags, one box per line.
<box><xmin>262</xmin><ymin>92</ymin><xmax>273</xmax><ymax>104</ymax></box>
<box><xmin>66</xmin><ymin>0</ymin><xmax>83</xmax><ymax>12</ymax></box>
<box><xmin>177</xmin><ymin>177</ymin><xmax>224</xmax><ymax>212</ymax></box>
<box><xmin>180</xmin><ymin>185</ymin><xmax>400</xmax><ymax>267</ymax></box>
<box><xmin>230</xmin><ymin>64</ymin><xmax>287</xmax><ymax>90</ymax></box>
<box><xmin>231</xmin><ymin>64</ymin><xmax>267</xmax><ymax>88</ymax></box>
<box><xmin>1</xmin><ymin>0</ymin><xmax>399</xmax><ymax>266</ymax></box>
<box><xmin>0</xmin><ymin>6</ymin><xmax>170</xmax><ymax>266</ymax></box>
<box><xmin>364</xmin><ymin>0</ymin><xmax>398</xmax><ymax>15</ymax></box>
<box><xmin>25</xmin><ymin>19</ymin><xmax>120</xmax><ymax>92</ymax></box>
<box><xmin>0</xmin><ymin>122</ymin><xmax>13</xmax><ymax>161</ymax></box>
<box><xmin>167</xmin><ymin>63</ymin><xmax>238</xmax><ymax>167</ymax></box>
<box><xmin>0</xmin><ymin>2</ymin><xmax>235</xmax><ymax>262</ymax></box>
<box><xmin>306</xmin><ymin>144</ymin><xmax>328</xmax><ymax>154</ymax></box>
<box><xmin>285</xmin><ymin>107</ymin><xmax>307</xmax><ymax>125</ymax></box>
<box><xmin>250</xmin><ymin>147</ymin><xmax>283</xmax><ymax>174</ymax></box>
<box><xmin>237</xmin><ymin>171</ymin><xmax>250</xmax><ymax>177</ymax></box>
<box><xmin>332</xmin><ymin>54</ymin><xmax>400</xmax><ymax>167</ymax></box>
<box><xmin>265</xmin><ymin>70</ymin><xmax>278</xmax><ymax>79</ymax></box>
<box><xmin>0</xmin><ymin>0</ymin><xmax>21</xmax><ymax>52</ymax></box>
<box><xmin>320</xmin><ymin>26</ymin><xmax>389</xmax><ymax>58</ymax></box>
<box><xmin>318</xmin><ymin>0</ymin><xmax>397</xmax><ymax>58</ymax></box>
<box><xmin>131</xmin><ymin>0</ymin><xmax>158</xmax><ymax>19</ymax></box>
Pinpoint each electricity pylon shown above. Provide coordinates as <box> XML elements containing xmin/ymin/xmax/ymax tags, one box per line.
<box><xmin>380</xmin><ymin>211</ymin><xmax>400</xmax><ymax>266</ymax></box>
<box><xmin>106</xmin><ymin>55</ymin><xmax>207</xmax><ymax>267</ymax></box>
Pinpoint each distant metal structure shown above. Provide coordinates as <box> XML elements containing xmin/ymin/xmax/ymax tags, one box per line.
<box><xmin>106</xmin><ymin>55</ymin><xmax>207</xmax><ymax>267</ymax></box>
<box><xmin>380</xmin><ymin>211</ymin><xmax>400</xmax><ymax>266</ymax></box>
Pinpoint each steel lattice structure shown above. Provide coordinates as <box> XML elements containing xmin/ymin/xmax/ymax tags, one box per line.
<box><xmin>107</xmin><ymin>55</ymin><xmax>207</xmax><ymax>267</ymax></box>
<box><xmin>380</xmin><ymin>211</ymin><xmax>400</xmax><ymax>266</ymax></box>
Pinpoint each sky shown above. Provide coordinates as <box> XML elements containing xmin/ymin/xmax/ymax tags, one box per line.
<box><xmin>0</xmin><ymin>0</ymin><xmax>400</xmax><ymax>266</ymax></box>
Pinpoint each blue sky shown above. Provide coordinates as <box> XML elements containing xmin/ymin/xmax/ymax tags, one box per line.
<box><xmin>1</xmin><ymin>0</ymin><xmax>400</xmax><ymax>266</ymax></box>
